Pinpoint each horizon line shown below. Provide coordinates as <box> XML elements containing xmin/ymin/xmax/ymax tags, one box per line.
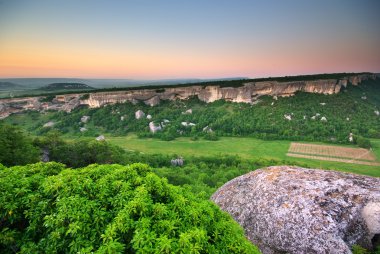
<box><xmin>0</xmin><ymin>71</ymin><xmax>377</xmax><ymax>81</ymax></box>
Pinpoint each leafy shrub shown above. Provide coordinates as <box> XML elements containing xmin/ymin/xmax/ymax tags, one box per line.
<box><xmin>355</xmin><ymin>136</ymin><xmax>371</xmax><ymax>149</ymax></box>
<box><xmin>0</xmin><ymin>162</ymin><xmax>259</xmax><ymax>253</ymax></box>
<box><xmin>203</xmin><ymin>132</ymin><xmax>219</xmax><ymax>141</ymax></box>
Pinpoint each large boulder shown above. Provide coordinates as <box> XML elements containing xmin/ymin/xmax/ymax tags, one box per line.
<box><xmin>211</xmin><ymin>166</ymin><xmax>380</xmax><ymax>254</ymax></box>
<box><xmin>135</xmin><ymin>110</ymin><xmax>145</xmax><ymax>119</ymax></box>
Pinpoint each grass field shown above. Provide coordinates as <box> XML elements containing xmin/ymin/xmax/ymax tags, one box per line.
<box><xmin>102</xmin><ymin>134</ymin><xmax>380</xmax><ymax>177</ymax></box>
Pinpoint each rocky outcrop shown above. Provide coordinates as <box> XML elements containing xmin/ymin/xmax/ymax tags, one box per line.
<box><xmin>0</xmin><ymin>74</ymin><xmax>377</xmax><ymax>119</ymax></box>
<box><xmin>82</xmin><ymin>74</ymin><xmax>376</xmax><ymax>108</ymax></box>
<box><xmin>211</xmin><ymin>166</ymin><xmax>380</xmax><ymax>254</ymax></box>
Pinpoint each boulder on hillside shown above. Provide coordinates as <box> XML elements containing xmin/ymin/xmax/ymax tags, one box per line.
<box><xmin>81</xmin><ymin>115</ymin><xmax>90</xmax><ymax>123</ymax></box>
<box><xmin>211</xmin><ymin>166</ymin><xmax>380</xmax><ymax>254</ymax></box>
<box><xmin>135</xmin><ymin>110</ymin><xmax>145</xmax><ymax>119</ymax></box>
<box><xmin>43</xmin><ymin>121</ymin><xmax>55</xmax><ymax>128</ymax></box>
<box><xmin>149</xmin><ymin>121</ymin><xmax>162</xmax><ymax>133</ymax></box>
<box><xmin>96</xmin><ymin>135</ymin><xmax>105</xmax><ymax>141</ymax></box>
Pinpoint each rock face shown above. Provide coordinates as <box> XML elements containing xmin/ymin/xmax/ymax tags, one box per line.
<box><xmin>211</xmin><ymin>166</ymin><xmax>380</xmax><ymax>254</ymax></box>
<box><xmin>0</xmin><ymin>74</ymin><xmax>377</xmax><ymax>119</ymax></box>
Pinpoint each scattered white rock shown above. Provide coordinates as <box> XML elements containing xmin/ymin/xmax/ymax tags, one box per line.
<box><xmin>81</xmin><ymin>115</ymin><xmax>90</xmax><ymax>123</ymax></box>
<box><xmin>120</xmin><ymin>116</ymin><xmax>125</xmax><ymax>121</ymax></box>
<box><xmin>182</xmin><ymin>109</ymin><xmax>193</xmax><ymax>114</ymax></box>
<box><xmin>149</xmin><ymin>121</ymin><xmax>162</xmax><ymax>133</ymax></box>
<box><xmin>284</xmin><ymin>114</ymin><xmax>292</xmax><ymax>121</ymax></box>
<box><xmin>203</xmin><ymin>126</ymin><xmax>213</xmax><ymax>133</ymax></box>
<box><xmin>311</xmin><ymin>116</ymin><xmax>316</xmax><ymax>120</ymax></box>
<box><xmin>181</xmin><ymin>122</ymin><xmax>196</xmax><ymax>127</ymax></box>
<box><xmin>316</xmin><ymin>113</ymin><xmax>320</xmax><ymax>117</ymax></box>
<box><xmin>96</xmin><ymin>135</ymin><xmax>105</xmax><ymax>141</ymax></box>
<box><xmin>171</xmin><ymin>157</ymin><xmax>184</xmax><ymax>167</ymax></box>
<box><xmin>303</xmin><ymin>115</ymin><xmax>306</xmax><ymax>120</ymax></box>
<box><xmin>43</xmin><ymin>121</ymin><xmax>55</xmax><ymax>128</ymax></box>
<box><xmin>135</xmin><ymin>110</ymin><xmax>145</xmax><ymax>119</ymax></box>
<box><xmin>80</xmin><ymin>127</ymin><xmax>87</xmax><ymax>132</ymax></box>
<box><xmin>273</xmin><ymin>96</ymin><xmax>278</xmax><ymax>100</ymax></box>
<box><xmin>349</xmin><ymin>133</ymin><xmax>354</xmax><ymax>142</ymax></box>
<box><xmin>321</xmin><ymin>116</ymin><xmax>327</xmax><ymax>122</ymax></box>
<box><xmin>375</xmin><ymin>110</ymin><xmax>380</xmax><ymax>116</ymax></box>
<box><xmin>146</xmin><ymin>114</ymin><xmax>152</xmax><ymax>120</ymax></box>
<box><xmin>271</xmin><ymin>102</ymin><xmax>274</xmax><ymax>106</ymax></box>
<box><xmin>163</xmin><ymin>119</ymin><xmax>170</xmax><ymax>123</ymax></box>
<box><xmin>320</xmin><ymin>103</ymin><xmax>326</xmax><ymax>106</ymax></box>
<box><xmin>346</xmin><ymin>117</ymin><xmax>350</xmax><ymax>121</ymax></box>
<box><xmin>361</xmin><ymin>96</ymin><xmax>367</xmax><ymax>100</ymax></box>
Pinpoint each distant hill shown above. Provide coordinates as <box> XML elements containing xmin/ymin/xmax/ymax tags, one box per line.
<box><xmin>0</xmin><ymin>82</ymin><xmax>24</xmax><ymax>90</ymax></box>
<box><xmin>40</xmin><ymin>83</ymin><xmax>94</xmax><ymax>91</ymax></box>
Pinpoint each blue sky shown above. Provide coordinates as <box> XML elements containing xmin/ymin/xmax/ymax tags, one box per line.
<box><xmin>0</xmin><ymin>0</ymin><xmax>379</xmax><ymax>78</ymax></box>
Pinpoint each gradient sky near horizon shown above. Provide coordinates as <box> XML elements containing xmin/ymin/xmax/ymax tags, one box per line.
<box><xmin>0</xmin><ymin>0</ymin><xmax>379</xmax><ymax>79</ymax></box>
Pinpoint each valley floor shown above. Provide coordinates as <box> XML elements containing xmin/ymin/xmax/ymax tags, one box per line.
<box><xmin>93</xmin><ymin>134</ymin><xmax>380</xmax><ymax>177</ymax></box>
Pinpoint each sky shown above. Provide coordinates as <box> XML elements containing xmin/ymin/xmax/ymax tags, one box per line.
<box><xmin>0</xmin><ymin>0</ymin><xmax>379</xmax><ymax>79</ymax></box>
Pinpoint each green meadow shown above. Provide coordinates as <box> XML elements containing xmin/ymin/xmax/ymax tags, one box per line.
<box><xmin>103</xmin><ymin>134</ymin><xmax>380</xmax><ymax>177</ymax></box>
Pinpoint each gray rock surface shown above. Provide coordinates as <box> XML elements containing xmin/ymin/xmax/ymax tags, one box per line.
<box><xmin>135</xmin><ymin>110</ymin><xmax>145</xmax><ymax>119</ymax></box>
<box><xmin>43</xmin><ymin>121</ymin><xmax>55</xmax><ymax>128</ymax></box>
<box><xmin>211</xmin><ymin>166</ymin><xmax>380</xmax><ymax>254</ymax></box>
<box><xmin>149</xmin><ymin>121</ymin><xmax>162</xmax><ymax>133</ymax></box>
<box><xmin>81</xmin><ymin>115</ymin><xmax>90</xmax><ymax>123</ymax></box>
<box><xmin>95</xmin><ymin>135</ymin><xmax>105</xmax><ymax>141</ymax></box>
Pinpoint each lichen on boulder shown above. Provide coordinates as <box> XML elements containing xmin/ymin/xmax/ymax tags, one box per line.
<box><xmin>211</xmin><ymin>166</ymin><xmax>380</xmax><ymax>254</ymax></box>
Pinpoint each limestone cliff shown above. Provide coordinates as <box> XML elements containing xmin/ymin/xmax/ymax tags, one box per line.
<box><xmin>82</xmin><ymin>73</ymin><xmax>377</xmax><ymax>108</ymax></box>
<box><xmin>0</xmin><ymin>73</ymin><xmax>377</xmax><ymax>118</ymax></box>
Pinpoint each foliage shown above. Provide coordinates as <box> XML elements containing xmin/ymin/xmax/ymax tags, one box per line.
<box><xmin>34</xmin><ymin>131</ymin><xmax>126</xmax><ymax>168</ymax></box>
<box><xmin>0</xmin><ymin>124</ymin><xmax>39</xmax><ymax>166</ymax></box>
<box><xmin>355</xmin><ymin>136</ymin><xmax>371</xmax><ymax>149</ymax></box>
<box><xmin>0</xmin><ymin>163</ymin><xmax>259</xmax><ymax>253</ymax></box>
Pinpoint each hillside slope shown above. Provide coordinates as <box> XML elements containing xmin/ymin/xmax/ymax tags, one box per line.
<box><xmin>40</xmin><ymin>82</ymin><xmax>94</xmax><ymax>90</ymax></box>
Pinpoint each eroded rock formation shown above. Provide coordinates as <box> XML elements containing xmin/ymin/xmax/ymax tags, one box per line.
<box><xmin>0</xmin><ymin>74</ymin><xmax>377</xmax><ymax>119</ymax></box>
<box><xmin>80</xmin><ymin>73</ymin><xmax>378</xmax><ymax>108</ymax></box>
<box><xmin>211</xmin><ymin>166</ymin><xmax>380</xmax><ymax>254</ymax></box>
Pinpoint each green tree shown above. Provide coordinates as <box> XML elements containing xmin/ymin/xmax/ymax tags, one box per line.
<box><xmin>0</xmin><ymin>124</ymin><xmax>39</xmax><ymax>166</ymax></box>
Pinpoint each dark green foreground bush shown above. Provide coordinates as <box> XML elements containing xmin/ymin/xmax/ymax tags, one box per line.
<box><xmin>0</xmin><ymin>162</ymin><xmax>259</xmax><ymax>253</ymax></box>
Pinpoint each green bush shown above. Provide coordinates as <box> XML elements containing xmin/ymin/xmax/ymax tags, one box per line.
<box><xmin>355</xmin><ymin>136</ymin><xmax>371</xmax><ymax>149</ymax></box>
<box><xmin>0</xmin><ymin>162</ymin><xmax>259</xmax><ymax>253</ymax></box>
<box><xmin>0</xmin><ymin>124</ymin><xmax>39</xmax><ymax>166</ymax></box>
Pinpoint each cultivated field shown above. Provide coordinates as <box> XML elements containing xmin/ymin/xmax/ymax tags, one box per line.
<box><xmin>288</xmin><ymin>142</ymin><xmax>380</xmax><ymax>166</ymax></box>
